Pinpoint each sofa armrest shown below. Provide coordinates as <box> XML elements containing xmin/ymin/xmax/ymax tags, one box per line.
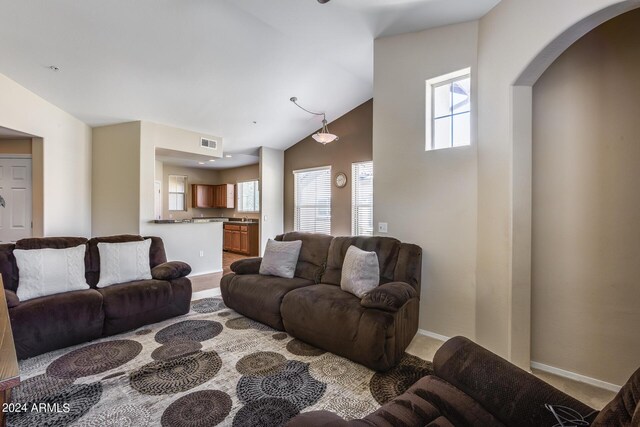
<box><xmin>285</xmin><ymin>410</ymin><xmax>350</xmax><ymax>427</ymax></box>
<box><xmin>230</xmin><ymin>257</ymin><xmax>262</xmax><ymax>275</ymax></box>
<box><xmin>4</xmin><ymin>289</ymin><xmax>19</xmax><ymax>308</ymax></box>
<box><xmin>151</xmin><ymin>261</ymin><xmax>192</xmax><ymax>281</ymax></box>
<box><xmin>360</xmin><ymin>282</ymin><xmax>417</xmax><ymax>312</ymax></box>
<box><xmin>434</xmin><ymin>336</ymin><xmax>598</xmax><ymax>427</ymax></box>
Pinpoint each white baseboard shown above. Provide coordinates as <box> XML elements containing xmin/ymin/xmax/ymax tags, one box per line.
<box><xmin>417</xmin><ymin>329</ymin><xmax>450</xmax><ymax>343</ymax></box>
<box><xmin>189</xmin><ymin>269</ymin><xmax>223</xmax><ymax>277</ymax></box>
<box><xmin>191</xmin><ymin>288</ymin><xmax>222</xmax><ymax>300</ymax></box>
<box><xmin>531</xmin><ymin>361</ymin><xmax>621</xmax><ymax>392</ymax></box>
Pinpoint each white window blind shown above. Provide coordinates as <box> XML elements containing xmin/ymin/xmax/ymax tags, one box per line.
<box><xmin>352</xmin><ymin>161</ymin><xmax>373</xmax><ymax>236</ymax></box>
<box><xmin>237</xmin><ymin>180</ymin><xmax>260</xmax><ymax>213</ymax></box>
<box><xmin>168</xmin><ymin>175</ymin><xmax>186</xmax><ymax>211</ymax></box>
<box><xmin>294</xmin><ymin>166</ymin><xmax>331</xmax><ymax>235</ymax></box>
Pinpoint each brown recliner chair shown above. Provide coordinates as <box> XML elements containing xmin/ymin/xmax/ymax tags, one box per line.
<box><xmin>287</xmin><ymin>336</ymin><xmax>640</xmax><ymax>426</ymax></box>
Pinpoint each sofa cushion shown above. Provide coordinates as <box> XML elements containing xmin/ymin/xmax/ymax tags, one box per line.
<box><xmin>98</xmin><ymin>279</ymin><xmax>173</xmax><ymax>319</ymax></box>
<box><xmin>9</xmin><ymin>289</ymin><xmax>104</xmax><ymax>359</ymax></box>
<box><xmin>321</xmin><ymin>236</ymin><xmax>401</xmax><ymax>286</ymax></box>
<box><xmin>96</xmin><ymin>239</ymin><xmax>153</xmax><ymax>288</ymax></box>
<box><xmin>4</xmin><ymin>289</ymin><xmax>19</xmax><ymax>308</ymax></box>
<box><xmin>220</xmin><ymin>273</ymin><xmax>314</xmax><ymax>330</ymax></box>
<box><xmin>340</xmin><ymin>245</ymin><xmax>380</xmax><ymax>298</ymax></box>
<box><xmin>0</xmin><ymin>244</ymin><xmax>19</xmax><ymax>291</ymax></box>
<box><xmin>151</xmin><ymin>261</ymin><xmax>191</xmax><ymax>281</ymax></box>
<box><xmin>361</xmin><ymin>282</ymin><xmax>418</xmax><ymax>312</ymax></box>
<box><xmin>14</xmin><ymin>244</ymin><xmax>90</xmax><ymax>301</ymax></box>
<box><xmin>593</xmin><ymin>367</ymin><xmax>640</xmax><ymax>426</ymax></box>
<box><xmin>259</xmin><ymin>239</ymin><xmax>302</xmax><ymax>279</ymax></box>
<box><xmin>15</xmin><ymin>237</ymin><xmax>88</xmax><ymax>250</ymax></box>
<box><xmin>281</xmin><ymin>284</ymin><xmax>398</xmax><ymax>370</ymax></box>
<box><xmin>86</xmin><ymin>235</ymin><xmax>144</xmax><ymax>287</ymax></box>
<box><xmin>278</xmin><ymin>232</ymin><xmax>334</xmax><ymax>283</ymax></box>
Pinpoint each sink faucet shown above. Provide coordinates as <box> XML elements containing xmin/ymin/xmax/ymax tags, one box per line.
<box><xmin>242</xmin><ymin>216</ymin><xmax>248</xmax><ymax>222</ymax></box>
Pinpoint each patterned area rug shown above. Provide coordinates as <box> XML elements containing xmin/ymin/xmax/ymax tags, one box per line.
<box><xmin>9</xmin><ymin>298</ymin><xmax>433</xmax><ymax>427</ymax></box>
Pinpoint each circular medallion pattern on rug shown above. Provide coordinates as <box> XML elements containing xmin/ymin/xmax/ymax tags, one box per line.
<box><xmin>236</xmin><ymin>351</ymin><xmax>287</xmax><ymax>376</ymax></box>
<box><xmin>325</xmin><ymin>396</ymin><xmax>378</xmax><ymax>420</ymax></box>
<box><xmin>74</xmin><ymin>404</ymin><xmax>151</xmax><ymax>427</ymax></box>
<box><xmin>369</xmin><ymin>354</ymin><xmax>433</xmax><ymax>405</ymax></box>
<box><xmin>309</xmin><ymin>354</ymin><xmax>371</xmax><ymax>386</ymax></box>
<box><xmin>286</xmin><ymin>339</ymin><xmax>326</xmax><ymax>357</ymax></box>
<box><xmin>6</xmin><ymin>382</ymin><xmax>102</xmax><ymax>427</ymax></box>
<box><xmin>154</xmin><ymin>320</ymin><xmax>223</xmax><ymax>344</ymax></box>
<box><xmin>231</xmin><ymin>397</ymin><xmax>299</xmax><ymax>427</ymax></box>
<box><xmin>161</xmin><ymin>390</ymin><xmax>232</xmax><ymax>427</ymax></box>
<box><xmin>10</xmin><ymin>374</ymin><xmax>74</xmax><ymax>403</ymax></box>
<box><xmin>225</xmin><ymin>317</ymin><xmax>273</xmax><ymax>331</ymax></box>
<box><xmin>151</xmin><ymin>340</ymin><xmax>203</xmax><ymax>361</ymax></box>
<box><xmin>217</xmin><ymin>311</ymin><xmax>231</xmax><ymax>317</ymax></box>
<box><xmin>130</xmin><ymin>351</ymin><xmax>222</xmax><ymax>395</ymax></box>
<box><xmin>192</xmin><ymin>298</ymin><xmax>226</xmax><ymax>314</ymax></box>
<box><xmin>237</xmin><ymin>360</ymin><xmax>326</xmax><ymax>410</ymax></box>
<box><xmin>46</xmin><ymin>340</ymin><xmax>143</xmax><ymax>379</ymax></box>
<box><xmin>272</xmin><ymin>333</ymin><xmax>288</xmax><ymax>341</ymax></box>
<box><xmin>135</xmin><ymin>328</ymin><xmax>153</xmax><ymax>336</ymax></box>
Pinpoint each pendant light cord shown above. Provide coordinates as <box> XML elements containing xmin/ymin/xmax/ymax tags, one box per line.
<box><xmin>290</xmin><ymin>97</ymin><xmax>326</xmax><ymax>120</ymax></box>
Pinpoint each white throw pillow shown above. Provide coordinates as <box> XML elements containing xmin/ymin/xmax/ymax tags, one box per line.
<box><xmin>340</xmin><ymin>245</ymin><xmax>380</xmax><ymax>298</ymax></box>
<box><xmin>96</xmin><ymin>239</ymin><xmax>152</xmax><ymax>288</ymax></box>
<box><xmin>259</xmin><ymin>239</ymin><xmax>302</xmax><ymax>279</ymax></box>
<box><xmin>14</xmin><ymin>244</ymin><xmax>90</xmax><ymax>301</ymax></box>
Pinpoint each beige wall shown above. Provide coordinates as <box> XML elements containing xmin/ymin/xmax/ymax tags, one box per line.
<box><xmin>374</xmin><ymin>22</ymin><xmax>478</xmax><ymax>338</ymax></box>
<box><xmin>161</xmin><ymin>164</ymin><xmax>220</xmax><ymax>220</ymax></box>
<box><xmin>284</xmin><ymin>100</ymin><xmax>373</xmax><ymax>236</ymax></box>
<box><xmin>531</xmin><ymin>9</ymin><xmax>640</xmax><ymax>386</ymax></box>
<box><xmin>217</xmin><ymin>163</ymin><xmax>260</xmax><ymax>220</ymax></box>
<box><xmin>0</xmin><ymin>73</ymin><xmax>92</xmax><ymax>237</ymax></box>
<box><xmin>92</xmin><ymin>122</ymin><xmax>141</xmax><ymax>236</ymax></box>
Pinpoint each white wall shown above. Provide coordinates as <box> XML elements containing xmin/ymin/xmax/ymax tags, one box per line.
<box><xmin>259</xmin><ymin>147</ymin><xmax>284</xmax><ymax>255</ymax></box>
<box><xmin>373</xmin><ymin>21</ymin><xmax>478</xmax><ymax>338</ymax></box>
<box><xmin>0</xmin><ymin>73</ymin><xmax>91</xmax><ymax>237</ymax></box>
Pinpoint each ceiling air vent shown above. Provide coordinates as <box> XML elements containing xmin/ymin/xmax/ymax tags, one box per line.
<box><xmin>200</xmin><ymin>137</ymin><xmax>218</xmax><ymax>150</ymax></box>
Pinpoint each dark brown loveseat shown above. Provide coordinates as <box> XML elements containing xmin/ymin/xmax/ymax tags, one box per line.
<box><xmin>288</xmin><ymin>336</ymin><xmax>640</xmax><ymax>427</ymax></box>
<box><xmin>221</xmin><ymin>232</ymin><xmax>422</xmax><ymax>371</ymax></box>
<box><xmin>1</xmin><ymin>235</ymin><xmax>192</xmax><ymax>359</ymax></box>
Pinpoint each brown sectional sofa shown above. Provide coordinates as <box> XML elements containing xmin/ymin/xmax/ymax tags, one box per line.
<box><xmin>287</xmin><ymin>336</ymin><xmax>640</xmax><ymax>427</ymax></box>
<box><xmin>1</xmin><ymin>234</ymin><xmax>192</xmax><ymax>359</ymax></box>
<box><xmin>221</xmin><ymin>232</ymin><xmax>422</xmax><ymax>371</ymax></box>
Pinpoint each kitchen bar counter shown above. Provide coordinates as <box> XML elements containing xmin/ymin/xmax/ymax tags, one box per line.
<box><xmin>152</xmin><ymin>218</ymin><xmax>258</xmax><ymax>225</ymax></box>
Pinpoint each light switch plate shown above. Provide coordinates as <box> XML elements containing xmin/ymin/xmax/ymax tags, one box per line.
<box><xmin>378</xmin><ymin>222</ymin><xmax>388</xmax><ymax>233</ymax></box>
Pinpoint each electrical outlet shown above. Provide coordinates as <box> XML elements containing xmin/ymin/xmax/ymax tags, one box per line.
<box><xmin>199</xmin><ymin>250</ymin><xmax>204</xmax><ymax>257</ymax></box>
<box><xmin>263</xmin><ymin>215</ymin><xmax>268</xmax><ymax>222</ymax></box>
<box><xmin>378</xmin><ymin>222</ymin><xmax>388</xmax><ymax>233</ymax></box>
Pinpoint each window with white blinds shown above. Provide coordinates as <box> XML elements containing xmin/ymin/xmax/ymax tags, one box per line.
<box><xmin>237</xmin><ymin>180</ymin><xmax>260</xmax><ymax>213</ymax></box>
<box><xmin>352</xmin><ymin>161</ymin><xmax>373</xmax><ymax>236</ymax></box>
<box><xmin>294</xmin><ymin>166</ymin><xmax>331</xmax><ymax>235</ymax></box>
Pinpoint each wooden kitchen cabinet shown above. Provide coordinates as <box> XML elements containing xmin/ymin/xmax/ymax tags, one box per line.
<box><xmin>192</xmin><ymin>184</ymin><xmax>235</xmax><ymax>209</ymax></box>
<box><xmin>223</xmin><ymin>223</ymin><xmax>258</xmax><ymax>256</ymax></box>
<box><xmin>192</xmin><ymin>184</ymin><xmax>214</xmax><ymax>208</ymax></box>
<box><xmin>214</xmin><ymin>184</ymin><xmax>234</xmax><ymax>209</ymax></box>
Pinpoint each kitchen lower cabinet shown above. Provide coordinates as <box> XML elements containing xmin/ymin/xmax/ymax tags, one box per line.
<box><xmin>223</xmin><ymin>223</ymin><xmax>258</xmax><ymax>256</ymax></box>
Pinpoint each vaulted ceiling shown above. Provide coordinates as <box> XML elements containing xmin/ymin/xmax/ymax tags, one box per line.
<box><xmin>0</xmin><ymin>0</ymin><xmax>499</xmax><ymax>153</ymax></box>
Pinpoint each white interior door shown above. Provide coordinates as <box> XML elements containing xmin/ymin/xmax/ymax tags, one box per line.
<box><xmin>0</xmin><ymin>158</ymin><xmax>32</xmax><ymax>243</ymax></box>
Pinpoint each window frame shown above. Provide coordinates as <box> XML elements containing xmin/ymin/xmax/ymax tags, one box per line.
<box><xmin>293</xmin><ymin>165</ymin><xmax>332</xmax><ymax>235</ymax></box>
<box><xmin>236</xmin><ymin>179</ymin><xmax>260</xmax><ymax>213</ymax></box>
<box><xmin>425</xmin><ymin>67</ymin><xmax>471</xmax><ymax>151</ymax></box>
<box><xmin>168</xmin><ymin>174</ymin><xmax>187</xmax><ymax>211</ymax></box>
<box><xmin>351</xmin><ymin>160</ymin><xmax>373</xmax><ymax>236</ymax></box>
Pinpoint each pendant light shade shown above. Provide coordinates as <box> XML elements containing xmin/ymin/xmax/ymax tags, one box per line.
<box><xmin>290</xmin><ymin>97</ymin><xmax>339</xmax><ymax>145</ymax></box>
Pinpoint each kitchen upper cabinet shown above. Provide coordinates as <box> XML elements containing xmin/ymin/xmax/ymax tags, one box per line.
<box><xmin>214</xmin><ymin>184</ymin><xmax>234</xmax><ymax>209</ymax></box>
<box><xmin>192</xmin><ymin>184</ymin><xmax>234</xmax><ymax>209</ymax></box>
<box><xmin>192</xmin><ymin>184</ymin><xmax>214</xmax><ymax>208</ymax></box>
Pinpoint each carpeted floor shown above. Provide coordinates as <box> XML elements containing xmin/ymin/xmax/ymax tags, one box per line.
<box><xmin>9</xmin><ymin>298</ymin><xmax>432</xmax><ymax>427</ymax></box>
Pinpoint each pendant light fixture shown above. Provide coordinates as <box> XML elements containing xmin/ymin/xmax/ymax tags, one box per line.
<box><xmin>290</xmin><ymin>97</ymin><xmax>339</xmax><ymax>145</ymax></box>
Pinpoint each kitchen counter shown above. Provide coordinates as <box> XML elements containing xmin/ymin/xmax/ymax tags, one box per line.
<box><xmin>152</xmin><ymin>218</ymin><xmax>259</xmax><ymax>224</ymax></box>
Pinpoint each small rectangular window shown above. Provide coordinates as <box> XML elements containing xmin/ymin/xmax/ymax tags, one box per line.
<box><xmin>237</xmin><ymin>180</ymin><xmax>260</xmax><ymax>213</ymax></box>
<box><xmin>168</xmin><ymin>175</ymin><xmax>187</xmax><ymax>211</ymax></box>
<box><xmin>352</xmin><ymin>161</ymin><xmax>373</xmax><ymax>236</ymax></box>
<box><xmin>426</xmin><ymin>68</ymin><xmax>471</xmax><ymax>151</ymax></box>
<box><xmin>294</xmin><ymin>166</ymin><xmax>331</xmax><ymax>235</ymax></box>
